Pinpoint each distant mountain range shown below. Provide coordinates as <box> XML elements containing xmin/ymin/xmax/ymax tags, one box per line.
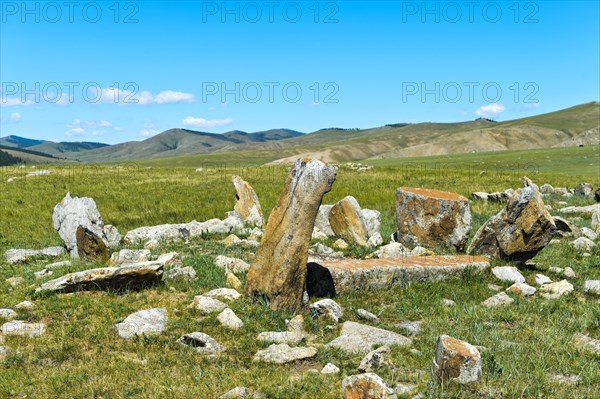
<box><xmin>1</xmin><ymin>102</ymin><xmax>598</xmax><ymax>165</ymax></box>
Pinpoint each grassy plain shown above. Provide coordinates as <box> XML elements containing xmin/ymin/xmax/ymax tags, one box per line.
<box><xmin>0</xmin><ymin>146</ymin><xmax>599</xmax><ymax>398</ymax></box>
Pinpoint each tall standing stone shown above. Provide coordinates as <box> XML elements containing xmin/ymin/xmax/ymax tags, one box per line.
<box><xmin>53</xmin><ymin>193</ymin><xmax>108</xmax><ymax>258</ymax></box>
<box><xmin>468</xmin><ymin>177</ymin><xmax>556</xmax><ymax>263</ymax></box>
<box><xmin>232</xmin><ymin>175</ymin><xmax>264</xmax><ymax>227</ymax></box>
<box><xmin>246</xmin><ymin>159</ymin><xmax>336</xmax><ymax>311</ymax></box>
<box><xmin>395</xmin><ymin>187</ymin><xmax>472</xmax><ymax>250</ymax></box>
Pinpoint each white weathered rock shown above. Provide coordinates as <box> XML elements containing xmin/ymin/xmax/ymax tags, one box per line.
<box><xmin>26</xmin><ymin>169</ymin><xmax>51</xmax><ymax>177</ymax></box>
<box><xmin>115</xmin><ymin>308</ymin><xmax>166</xmax><ymax>340</ymax></box>
<box><xmin>442</xmin><ymin>298</ymin><xmax>456</xmax><ymax>307</ymax></box>
<box><xmin>53</xmin><ymin>193</ymin><xmax>107</xmax><ymax>258</ymax></box>
<box><xmin>487</xmin><ymin>284</ymin><xmax>502</xmax><ymax>291</ymax></box>
<box><xmin>310</xmin><ymin>243</ymin><xmax>343</xmax><ymax>258</ymax></box>
<box><xmin>2</xmin><ymin>321</ymin><xmax>46</xmax><ymax>337</ymax></box>
<box><xmin>326</xmin><ymin>321</ymin><xmax>412</xmax><ymax>355</ymax></box>
<box><xmin>253</xmin><ymin>344</ymin><xmax>317</xmax><ymax>364</ymax></box>
<box><xmin>219</xmin><ymin>387</ymin><xmax>264</xmax><ymax>399</ymax></box>
<box><xmin>45</xmin><ymin>260</ymin><xmax>72</xmax><ymax>269</ymax></box>
<box><xmin>358</xmin><ymin>346</ymin><xmax>393</xmax><ymax>372</ymax></box>
<box><xmin>482</xmin><ymin>292</ymin><xmax>514</xmax><ymax>307</ymax></box>
<box><xmin>313</xmin><ymin>205</ymin><xmax>334</xmax><ymax>237</ymax></box>
<box><xmin>583</xmin><ymin>280</ymin><xmax>600</xmax><ymax>295</ymax></box>
<box><xmin>164</xmin><ymin>266</ymin><xmax>197</xmax><ymax>280</ymax></box>
<box><xmin>205</xmin><ymin>288</ymin><xmax>241</xmax><ymax>301</ymax></box>
<box><xmin>433</xmin><ymin>335</ymin><xmax>482</xmax><ymax>385</ymax></box>
<box><xmin>580</xmin><ymin>227</ymin><xmax>598</xmax><ymax>241</ymax></box>
<box><xmin>549</xmin><ymin>373</ymin><xmax>581</xmax><ymax>386</ymax></box>
<box><xmin>144</xmin><ymin>239</ymin><xmax>160</xmax><ymax>250</ymax></box>
<box><xmin>341</xmin><ymin>373</ymin><xmax>397</xmax><ymax>399</ymax></box>
<box><xmin>257</xmin><ymin>315</ymin><xmax>307</xmax><ymax>345</ymax></box>
<box><xmin>156</xmin><ymin>252</ymin><xmax>181</xmax><ymax>267</ymax></box>
<box><xmin>410</xmin><ymin>246</ymin><xmax>433</xmax><ymax>256</ymax></box>
<box><xmin>321</xmin><ymin>363</ymin><xmax>340</xmax><ymax>374</ymax></box>
<box><xmin>0</xmin><ymin>309</ymin><xmax>17</xmax><ymax>320</ymax></box>
<box><xmin>362</xmin><ymin>209</ymin><xmax>382</xmax><ymax>239</ymax></box>
<box><xmin>357</xmin><ymin>309</ymin><xmax>379</xmax><ymax>322</ymax></box>
<box><xmin>192</xmin><ymin>295</ymin><xmax>228</xmax><ymax>314</ymax></box>
<box><xmin>573</xmin><ymin>333</ymin><xmax>600</xmax><ymax>355</ymax></box>
<box><xmin>394</xmin><ymin>383</ymin><xmax>418</xmax><ymax>396</ymax></box>
<box><xmin>396</xmin><ymin>321</ymin><xmax>422</xmax><ymax>336</ymax></box>
<box><xmin>563</xmin><ymin>267</ymin><xmax>576</xmax><ymax>278</ymax></box>
<box><xmin>109</xmin><ymin>249</ymin><xmax>151</xmax><ymax>266</ymax></box>
<box><xmin>559</xmin><ymin>204</ymin><xmax>600</xmax><ymax>216</ymax></box>
<box><xmin>34</xmin><ymin>268</ymin><xmax>53</xmax><ymax>279</ymax></box>
<box><xmin>215</xmin><ymin>255</ymin><xmax>250</xmax><ymax>274</ymax></box>
<box><xmin>218</xmin><ymin>308</ymin><xmax>244</xmax><ymax>330</ymax></box>
<box><xmin>14</xmin><ymin>301</ymin><xmax>35</xmax><ymax>310</ymax></box>
<box><xmin>507</xmin><ymin>282</ymin><xmax>536</xmax><ymax>296</ymax></box>
<box><xmin>535</xmin><ymin>274</ymin><xmax>552</xmax><ymax>285</ymax></box>
<box><xmin>103</xmin><ymin>225</ymin><xmax>121</xmax><ymax>248</ymax></box>
<box><xmin>540</xmin><ymin>280</ymin><xmax>574</xmax><ymax>299</ymax></box>
<box><xmin>309</xmin><ymin>298</ymin><xmax>343</xmax><ymax>323</ymax></box>
<box><xmin>367</xmin><ymin>233</ymin><xmax>384</xmax><ymax>247</ymax></box>
<box><xmin>491</xmin><ymin>266</ymin><xmax>525</xmax><ymax>284</ymax></box>
<box><xmin>333</xmin><ymin>239</ymin><xmax>349</xmax><ymax>250</ymax></box>
<box><xmin>3</xmin><ymin>247</ymin><xmax>66</xmax><ymax>264</ymax></box>
<box><xmin>372</xmin><ymin>242</ymin><xmax>410</xmax><ymax>259</ymax></box>
<box><xmin>178</xmin><ymin>332</ymin><xmax>226</xmax><ymax>355</ymax></box>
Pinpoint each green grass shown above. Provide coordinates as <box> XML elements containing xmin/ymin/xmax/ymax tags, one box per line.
<box><xmin>0</xmin><ymin>152</ymin><xmax>599</xmax><ymax>398</ymax></box>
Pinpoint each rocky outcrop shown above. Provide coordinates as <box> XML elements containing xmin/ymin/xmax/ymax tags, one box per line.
<box><xmin>245</xmin><ymin>159</ymin><xmax>336</xmax><ymax>312</ymax></box>
<box><xmin>232</xmin><ymin>176</ymin><xmax>264</xmax><ymax>227</ymax></box>
<box><xmin>468</xmin><ymin>178</ymin><xmax>556</xmax><ymax>263</ymax></box>
<box><xmin>396</xmin><ymin>187</ymin><xmax>472</xmax><ymax>250</ymax></box>
<box><xmin>53</xmin><ymin>193</ymin><xmax>108</xmax><ymax>258</ymax></box>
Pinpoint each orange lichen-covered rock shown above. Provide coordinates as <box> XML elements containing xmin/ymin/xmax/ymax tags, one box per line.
<box><xmin>395</xmin><ymin>187</ymin><xmax>472</xmax><ymax>251</ymax></box>
<box><xmin>433</xmin><ymin>335</ymin><xmax>482</xmax><ymax>385</ymax></box>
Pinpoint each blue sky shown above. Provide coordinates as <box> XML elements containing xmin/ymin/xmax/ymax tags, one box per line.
<box><xmin>1</xmin><ymin>1</ymin><xmax>598</xmax><ymax>144</ymax></box>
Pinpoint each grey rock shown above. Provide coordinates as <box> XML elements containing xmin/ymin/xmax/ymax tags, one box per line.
<box><xmin>109</xmin><ymin>249</ymin><xmax>151</xmax><ymax>266</ymax></box>
<box><xmin>433</xmin><ymin>335</ymin><xmax>481</xmax><ymax>385</ymax></box>
<box><xmin>341</xmin><ymin>373</ymin><xmax>397</xmax><ymax>399</ymax></box>
<box><xmin>491</xmin><ymin>266</ymin><xmax>525</xmax><ymax>284</ymax></box>
<box><xmin>362</xmin><ymin>208</ymin><xmax>382</xmax><ymax>239</ymax></box>
<box><xmin>218</xmin><ymin>308</ymin><xmax>244</xmax><ymax>330</ymax></box>
<box><xmin>573</xmin><ymin>183</ymin><xmax>593</xmax><ymax>196</ymax></box>
<box><xmin>313</xmin><ymin>205</ymin><xmax>334</xmax><ymax>237</ymax></box>
<box><xmin>1</xmin><ymin>321</ymin><xmax>46</xmax><ymax>337</ymax></box>
<box><xmin>310</xmin><ymin>298</ymin><xmax>343</xmax><ymax>323</ymax></box>
<box><xmin>15</xmin><ymin>301</ymin><xmax>35</xmax><ymax>310</ymax></box>
<box><xmin>506</xmin><ymin>282</ymin><xmax>536</xmax><ymax>297</ymax></box>
<box><xmin>583</xmin><ymin>280</ymin><xmax>600</xmax><ymax>295</ymax></box>
<box><xmin>357</xmin><ymin>308</ymin><xmax>380</xmax><ymax>322</ymax></box>
<box><xmin>559</xmin><ymin>204</ymin><xmax>600</xmax><ymax>216</ymax></box>
<box><xmin>372</xmin><ymin>242</ymin><xmax>410</xmax><ymax>259</ymax></box>
<box><xmin>192</xmin><ymin>295</ymin><xmax>228</xmax><ymax>314</ymax></box>
<box><xmin>115</xmin><ymin>308</ymin><xmax>166</xmax><ymax>339</ymax></box>
<box><xmin>321</xmin><ymin>363</ymin><xmax>340</xmax><ymax>374</ymax></box>
<box><xmin>164</xmin><ymin>266</ymin><xmax>197</xmax><ymax>280</ymax></box>
<box><xmin>540</xmin><ymin>280</ymin><xmax>574</xmax><ymax>299</ymax></box>
<box><xmin>326</xmin><ymin>321</ymin><xmax>412</xmax><ymax>355</ymax></box>
<box><xmin>574</xmin><ymin>333</ymin><xmax>600</xmax><ymax>355</ymax></box>
<box><xmin>45</xmin><ymin>260</ymin><xmax>72</xmax><ymax>270</ymax></box>
<box><xmin>3</xmin><ymin>246</ymin><xmax>65</xmax><ymax>265</ymax></box>
<box><xmin>103</xmin><ymin>225</ymin><xmax>121</xmax><ymax>248</ymax></box>
<box><xmin>482</xmin><ymin>292</ymin><xmax>514</xmax><ymax>307</ymax></box>
<box><xmin>535</xmin><ymin>274</ymin><xmax>552</xmax><ymax>285</ymax></box>
<box><xmin>396</xmin><ymin>321</ymin><xmax>422</xmax><ymax>336</ymax></box>
<box><xmin>0</xmin><ymin>309</ymin><xmax>17</xmax><ymax>320</ymax></box>
<box><xmin>572</xmin><ymin>237</ymin><xmax>596</xmax><ymax>251</ymax></box>
<box><xmin>252</xmin><ymin>343</ymin><xmax>317</xmax><ymax>364</ymax></box>
<box><xmin>215</xmin><ymin>255</ymin><xmax>250</xmax><ymax>274</ymax></box>
<box><xmin>257</xmin><ymin>314</ymin><xmax>307</xmax><ymax>345</ymax></box>
<box><xmin>358</xmin><ymin>346</ymin><xmax>393</xmax><ymax>372</ymax></box>
<box><xmin>204</xmin><ymin>288</ymin><xmax>241</xmax><ymax>301</ymax></box>
<box><xmin>580</xmin><ymin>227</ymin><xmax>598</xmax><ymax>241</ymax></box>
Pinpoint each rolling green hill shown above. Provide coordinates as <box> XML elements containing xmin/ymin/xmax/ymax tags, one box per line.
<box><xmin>0</xmin><ymin>135</ymin><xmax>47</xmax><ymax>148</ymax></box>
<box><xmin>27</xmin><ymin>141</ymin><xmax>109</xmax><ymax>157</ymax></box>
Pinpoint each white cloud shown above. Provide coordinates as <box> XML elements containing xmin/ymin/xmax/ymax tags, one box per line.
<box><xmin>65</xmin><ymin>127</ymin><xmax>86</xmax><ymax>136</ymax></box>
<box><xmin>1</xmin><ymin>98</ymin><xmax>33</xmax><ymax>107</ymax></box>
<box><xmin>182</xmin><ymin>116</ymin><xmax>233</xmax><ymax>129</ymax></box>
<box><xmin>99</xmin><ymin>120</ymin><xmax>112</xmax><ymax>127</ymax></box>
<box><xmin>88</xmin><ymin>87</ymin><xmax>195</xmax><ymax>105</ymax></box>
<box><xmin>65</xmin><ymin>119</ymin><xmax>121</xmax><ymax>137</ymax></box>
<box><xmin>10</xmin><ymin>112</ymin><xmax>21</xmax><ymax>122</ymax></box>
<box><xmin>139</xmin><ymin>129</ymin><xmax>159</xmax><ymax>137</ymax></box>
<box><xmin>475</xmin><ymin>103</ymin><xmax>505</xmax><ymax>118</ymax></box>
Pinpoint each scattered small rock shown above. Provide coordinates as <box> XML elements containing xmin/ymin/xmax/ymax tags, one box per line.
<box><xmin>433</xmin><ymin>335</ymin><xmax>482</xmax><ymax>385</ymax></box>
<box><xmin>204</xmin><ymin>288</ymin><xmax>241</xmax><ymax>301</ymax></box>
<box><xmin>191</xmin><ymin>295</ymin><xmax>228</xmax><ymax>314</ymax></box>
<box><xmin>310</xmin><ymin>298</ymin><xmax>343</xmax><ymax>323</ymax></box>
<box><xmin>573</xmin><ymin>333</ymin><xmax>600</xmax><ymax>355</ymax></box>
<box><xmin>253</xmin><ymin>344</ymin><xmax>317</xmax><ymax>364</ymax></box>
<box><xmin>491</xmin><ymin>266</ymin><xmax>525</xmax><ymax>284</ymax></box>
<box><xmin>218</xmin><ymin>308</ymin><xmax>244</xmax><ymax>330</ymax></box>
<box><xmin>164</xmin><ymin>266</ymin><xmax>197</xmax><ymax>280</ymax></box>
<box><xmin>325</xmin><ymin>321</ymin><xmax>411</xmax><ymax>355</ymax></box>
<box><xmin>506</xmin><ymin>282</ymin><xmax>536</xmax><ymax>297</ymax></box>
<box><xmin>115</xmin><ymin>308</ymin><xmax>166</xmax><ymax>340</ymax></box>
<box><xmin>178</xmin><ymin>332</ymin><xmax>226</xmax><ymax>355</ymax></box>
<box><xmin>357</xmin><ymin>308</ymin><xmax>379</xmax><ymax>322</ymax></box>
<box><xmin>109</xmin><ymin>249</ymin><xmax>151</xmax><ymax>266</ymax></box>
<box><xmin>535</xmin><ymin>274</ymin><xmax>552</xmax><ymax>285</ymax></box>
<box><xmin>342</xmin><ymin>373</ymin><xmax>397</xmax><ymax>399</ymax></box>
<box><xmin>1</xmin><ymin>321</ymin><xmax>46</xmax><ymax>337</ymax></box>
<box><xmin>583</xmin><ymin>280</ymin><xmax>600</xmax><ymax>295</ymax></box>
<box><xmin>215</xmin><ymin>255</ymin><xmax>250</xmax><ymax>274</ymax></box>
<box><xmin>226</xmin><ymin>272</ymin><xmax>242</xmax><ymax>290</ymax></box>
<box><xmin>572</xmin><ymin>237</ymin><xmax>596</xmax><ymax>251</ymax></box>
<box><xmin>441</xmin><ymin>298</ymin><xmax>456</xmax><ymax>307</ymax></box>
<box><xmin>482</xmin><ymin>292</ymin><xmax>514</xmax><ymax>307</ymax></box>
<box><xmin>396</xmin><ymin>321</ymin><xmax>422</xmax><ymax>336</ymax></box>
<box><xmin>358</xmin><ymin>346</ymin><xmax>393</xmax><ymax>373</ymax></box>
<box><xmin>540</xmin><ymin>280</ymin><xmax>574</xmax><ymax>299</ymax></box>
<box><xmin>14</xmin><ymin>301</ymin><xmax>35</xmax><ymax>310</ymax></box>
<box><xmin>0</xmin><ymin>309</ymin><xmax>17</xmax><ymax>320</ymax></box>
<box><xmin>321</xmin><ymin>363</ymin><xmax>340</xmax><ymax>374</ymax></box>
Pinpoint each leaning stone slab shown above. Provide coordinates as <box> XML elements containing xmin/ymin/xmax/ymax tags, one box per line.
<box><xmin>233</xmin><ymin>175</ymin><xmax>264</xmax><ymax>227</ymax></box>
<box><xmin>3</xmin><ymin>247</ymin><xmax>65</xmax><ymax>265</ymax></box>
<box><xmin>76</xmin><ymin>225</ymin><xmax>110</xmax><ymax>262</ymax></box>
<box><xmin>252</xmin><ymin>343</ymin><xmax>317</xmax><ymax>364</ymax></box>
<box><xmin>329</xmin><ymin>196</ymin><xmax>370</xmax><ymax>246</ymax></box>
<box><xmin>433</xmin><ymin>335</ymin><xmax>482</xmax><ymax>385</ymax></box>
<box><xmin>314</xmin><ymin>255</ymin><xmax>489</xmax><ymax>294</ymax></box>
<box><xmin>326</xmin><ymin>321</ymin><xmax>412</xmax><ymax>355</ymax></box>
<box><xmin>115</xmin><ymin>308</ymin><xmax>166</xmax><ymax>339</ymax></box>
<box><xmin>35</xmin><ymin>261</ymin><xmax>163</xmax><ymax>293</ymax></box>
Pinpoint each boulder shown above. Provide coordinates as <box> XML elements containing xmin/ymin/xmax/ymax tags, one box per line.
<box><xmin>76</xmin><ymin>226</ymin><xmax>110</xmax><ymax>262</ymax></box>
<box><xmin>433</xmin><ymin>335</ymin><xmax>482</xmax><ymax>385</ymax></box>
<box><xmin>491</xmin><ymin>266</ymin><xmax>525</xmax><ymax>284</ymax></box>
<box><xmin>309</xmin><ymin>298</ymin><xmax>343</xmax><ymax>323</ymax></box>
<box><xmin>325</xmin><ymin>321</ymin><xmax>411</xmax><ymax>355</ymax></box>
<box><xmin>573</xmin><ymin>183</ymin><xmax>593</xmax><ymax>196</ymax></box>
<box><xmin>35</xmin><ymin>261</ymin><xmax>163</xmax><ymax>293</ymax></box>
<box><xmin>329</xmin><ymin>196</ymin><xmax>370</xmax><ymax>246</ymax></box>
<box><xmin>53</xmin><ymin>193</ymin><xmax>107</xmax><ymax>258</ymax></box>
<box><xmin>178</xmin><ymin>332</ymin><xmax>226</xmax><ymax>356</ymax></box>
<box><xmin>115</xmin><ymin>308</ymin><xmax>166</xmax><ymax>340</ymax></box>
<box><xmin>395</xmin><ymin>187</ymin><xmax>472</xmax><ymax>251</ymax></box>
<box><xmin>245</xmin><ymin>159</ymin><xmax>336</xmax><ymax>312</ymax></box>
<box><xmin>232</xmin><ymin>175</ymin><xmax>264</xmax><ymax>227</ymax></box>
<box><xmin>191</xmin><ymin>295</ymin><xmax>228</xmax><ymax>314</ymax></box>
<box><xmin>468</xmin><ymin>177</ymin><xmax>556</xmax><ymax>263</ymax></box>
<box><xmin>3</xmin><ymin>246</ymin><xmax>65</xmax><ymax>264</ymax></box>
<box><xmin>218</xmin><ymin>308</ymin><xmax>244</xmax><ymax>330</ymax></box>
<box><xmin>341</xmin><ymin>373</ymin><xmax>397</xmax><ymax>399</ymax></box>
<box><xmin>252</xmin><ymin>343</ymin><xmax>317</xmax><ymax>364</ymax></box>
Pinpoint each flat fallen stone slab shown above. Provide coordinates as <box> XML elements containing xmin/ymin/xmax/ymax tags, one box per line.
<box><xmin>326</xmin><ymin>321</ymin><xmax>411</xmax><ymax>355</ymax></box>
<box><xmin>558</xmin><ymin>204</ymin><xmax>599</xmax><ymax>216</ymax></box>
<box><xmin>316</xmin><ymin>255</ymin><xmax>489</xmax><ymax>294</ymax></box>
<box><xmin>35</xmin><ymin>261</ymin><xmax>164</xmax><ymax>294</ymax></box>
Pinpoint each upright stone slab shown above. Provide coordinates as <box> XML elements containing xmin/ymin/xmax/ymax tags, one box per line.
<box><xmin>232</xmin><ymin>175</ymin><xmax>264</xmax><ymax>227</ymax></box>
<box><xmin>76</xmin><ymin>226</ymin><xmax>110</xmax><ymax>262</ymax></box>
<box><xmin>245</xmin><ymin>159</ymin><xmax>336</xmax><ymax>311</ymax></box>
<box><xmin>468</xmin><ymin>177</ymin><xmax>556</xmax><ymax>263</ymax></box>
<box><xmin>328</xmin><ymin>196</ymin><xmax>370</xmax><ymax>246</ymax></box>
<box><xmin>53</xmin><ymin>193</ymin><xmax>107</xmax><ymax>258</ymax></box>
<box><xmin>395</xmin><ymin>187</ymin><xmax>472</xmax><ymax>250</ymax></box>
